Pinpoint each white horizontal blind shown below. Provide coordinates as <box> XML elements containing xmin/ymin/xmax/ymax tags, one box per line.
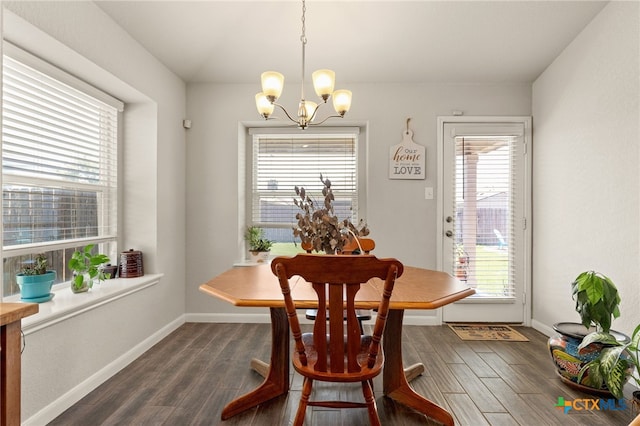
<box><xmin>452</xmin><ymin>136</ymin><xmax>516</xmax><ymax>298</ymax></box>
<box><xmin>251</xmin><ymin>133</ymin><xmax>358</xmax><ymax>234</ymax></box>
<box><xmin>2</xmin><ymin>55</ymin><xmax>119</xmax><ymax>249</ymax></box>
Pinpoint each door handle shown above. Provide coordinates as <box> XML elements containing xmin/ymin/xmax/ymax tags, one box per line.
<box><xmin>445</xmin><ymin>230</ymin><xmax>453</xmax><ymax>238</ymax></box>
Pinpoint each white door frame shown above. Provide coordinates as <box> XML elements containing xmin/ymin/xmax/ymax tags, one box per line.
<box><xmin>436</xmin><ymin>116</ymin><xmax>532</xmax><ymax>326</ymax></box>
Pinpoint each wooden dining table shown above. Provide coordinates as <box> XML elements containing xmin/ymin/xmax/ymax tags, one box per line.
<box><xmin>199</xmin><ymin>262</ymin><xmax>475</xmax><ymax>425</ymax></box>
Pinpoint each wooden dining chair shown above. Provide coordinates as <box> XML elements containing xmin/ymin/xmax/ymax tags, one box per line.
<box><xmin>271</xmin><ymin>253</ymin><xmax>403</xmax><ymax>426</ymax></box>
<box><xmin>302</xmin><ymin>237</ymin><xmax>376</xmax><ymax>333</ymax></box>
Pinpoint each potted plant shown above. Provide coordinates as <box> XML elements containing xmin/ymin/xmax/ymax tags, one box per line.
<box><xmin>548</xmin><ymin>271</ymin><xmax>631</xmax><ymax>395</ymax></box>
<box><xmin>293</xmin><ymin>174</ymin><xmax>369</xmax><ymax>254</ymax></box>
<box><xmin>68</xmin><ymin>244</ymin><xmax>111</xmax><ymax>293</ymax></box>
<box><xmin>16</xmin><ymin>253</ymin><xmax>56</xmax><ymax>302</ymax></box>
<box><xmin>244</xmin><ymin>226</ymin><xmax>273</xmax><ymax>263</ymax></box>
<box><xmin>576</xmin><ymin>324</ymin><xmax>640</xmax><ymax>400</ymax></box>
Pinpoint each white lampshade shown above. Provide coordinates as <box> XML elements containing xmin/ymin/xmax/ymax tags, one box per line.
<box><xmin>332</xmin><ymin>89</ymin><xmax>352</xmax><ymax>115</ymax></box>
<box><xmin>261</xmin><ymin>71</ymin><xmax>284</xmax><ymax>100</ymax></box>
<box><xmin>312</xmin><ymin>69</ymin><xmax>335</xmax><ymax>99</ymax></box>
<box><xmin>304</xmin><ymin>101</ymin><xmax>317</xmax><ymax>121</ymax></box>
<box><xmin>255</xmin><ymin>93</ymin><xmax>274</xmax><ymax>118</ymax></box>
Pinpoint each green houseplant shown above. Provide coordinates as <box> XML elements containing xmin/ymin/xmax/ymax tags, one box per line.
<box><xmin>16</xmin><ymin>253</ymin><xmax>56</xmax><ymax>302</ymax></box>
<box><xmin>68</xmin><ymin>244</ymin><xmax>111</xmax><ymax>293</ymax></box>
<box><xmin>548</xmin><ymin>271</ymin><xmax>631</xmax><ymax>395</ymax></box>
<box><xmin>293</xmin><ymin>174</ymin><xmax>369</xmax><ymax>254</ymax></box>
<box><xmin>244</xmin><ymin>226</ymin><xmax>273</xmax><ymax>263</ymax></box>
<box><xmin>577</xmin><ymin>323</ymin><xmax>640</xmax><ymax>399</ymax></box>
<box><xmin>571</xmin><ymin>270</ymin><xmax>621</xmax><ymax>333</ymax></box>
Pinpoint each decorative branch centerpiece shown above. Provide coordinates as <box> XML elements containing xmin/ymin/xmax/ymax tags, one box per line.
<box><xmin>293</xmin><ymin>174</ymin><xmax>369</xmax><ymax>254</ymax></box>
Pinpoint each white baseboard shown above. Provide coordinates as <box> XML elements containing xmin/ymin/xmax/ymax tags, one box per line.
<box><xmin>185</xmin><ymin>312</ymin><xmax>271</xmax><ymax>323</ymax></box>
<box><xmin>402</xmin><ymin>314</ymin><xmax>441</xmax><ymax>326</ymax></box>
<box><xmin>23</xmin><ymin>315</ymin><xmax>186</xmax><ymax>426</ymax></box>
<box><xmin>531</xmin><ymin>319</ymin><xmax>555</xmax><ymax>337</ymax></box>
<box><xmin>186</xmin><ymin>312</ymin><xmax>442</xmax><ymax>326</ymax></box>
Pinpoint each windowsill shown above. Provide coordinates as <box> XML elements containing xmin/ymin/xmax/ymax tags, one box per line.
<box><xmin>8</xmin><ymin>273</ymin><xmax>163</xmax><ymax>334</ymax></box>
<box><xmin>233</xmin><ymin>260</ymin><xmax>271</xmax><ymax>267</ymax></box>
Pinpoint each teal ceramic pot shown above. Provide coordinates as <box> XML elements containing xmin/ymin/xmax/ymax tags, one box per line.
<box><xmin>16</xmin><ymin>271</ymin><xmax>56</xmax><ymax>301</ymax></box>
<box><xmin>548</xmin><ymin>322</ymin><xmax>630</xmax><ymax>395</ymax></box>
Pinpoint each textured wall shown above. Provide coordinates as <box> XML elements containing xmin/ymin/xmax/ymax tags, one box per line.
<box><xmin>532</xmin><ymin>1</ymin><xmax>640</xmax><ymax>337</ymax></box>
<box><xmin>185</xmin><ymin>81</ymin><xmax>532</xmax><ymax>320</ymax></box>
<box><xmin>2</xmin><ymin>1</ymin><xmax>187</xmax><ymax>422</ymax></box>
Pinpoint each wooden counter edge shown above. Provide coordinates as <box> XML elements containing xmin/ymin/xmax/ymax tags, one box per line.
<box><xmin>0</xmin><ymin>302</ymin><xmax>39</xmax><ymax>326</ymax></box>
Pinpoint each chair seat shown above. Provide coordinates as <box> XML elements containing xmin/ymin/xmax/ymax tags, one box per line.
<box><xmin>292</xmin><ymin>333</ymin><xmax>384</xmax><ymax>382</ymax></box>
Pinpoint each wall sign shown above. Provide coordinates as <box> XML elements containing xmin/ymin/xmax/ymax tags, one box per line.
<box><xmin>389</xmin><ymin>118</ymin><xmax>425</xmax><ymax>180</ymax></box>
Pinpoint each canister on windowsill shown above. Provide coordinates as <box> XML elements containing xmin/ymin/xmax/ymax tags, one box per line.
<box><xmin>102</xmin><ymin>264</ymin><xmax>118</xmax><ymax>279</ymax></box>
<box><xmin>119</xmin><ymin>249</ymin><xmax>143</xmax><ymax>278</ymax></box>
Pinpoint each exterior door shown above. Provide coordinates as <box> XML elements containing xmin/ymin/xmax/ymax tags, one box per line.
<box><xmin>437</xmin><ymin>117</ymin><xmax>531</xmax><ymax>324</ymax></box>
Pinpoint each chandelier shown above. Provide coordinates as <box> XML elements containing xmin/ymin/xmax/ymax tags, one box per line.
<box><xmin>255</xmin><ymin>0</ymin><xmax>352</xmax><ymax>130</ymax></box>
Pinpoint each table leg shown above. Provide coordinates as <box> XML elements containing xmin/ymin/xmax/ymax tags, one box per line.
<box><xmin>1</xmin><ymin>321</ymin><xmax>22</xmax><ymax>426</ymax></box>
<box><xmin>383</xmin><ymin>310</ymin><xmax>454</xmax><ymax>426</ymax></box>
<box><xmin>221</xmin><ymin>307</ymin><xmax>290</xmax><ymax>420</ymax></box>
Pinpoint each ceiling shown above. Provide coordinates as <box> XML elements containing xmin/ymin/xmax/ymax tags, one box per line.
<box><xmin>95</xmin><ymin>0</ymin><xmax>608</xmax><ymax>85</ymax></box>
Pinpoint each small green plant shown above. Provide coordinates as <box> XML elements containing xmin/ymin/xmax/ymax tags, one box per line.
<box><xmin>244</xmin><ymin>226</ymin><xmax>273</xmax><ymax>252</ymax></box>
<box><xmin>578</xmin><ymin>324</ymin><xmax>640</xmax><ymax>399</ymax></box>
<box><xmin>68</xmin><ymin>244</ymin><xmax>111</xmax><ymax>291</ymax></box>
<box><xmin>20</xmin><ymin>253</ymin><xmax>48</xmax><ymax>275</ymax></box>
<box><xmin>571</xmin><ymin>271</ymin><xmax>621</xmax><ymax>333</ymax></box>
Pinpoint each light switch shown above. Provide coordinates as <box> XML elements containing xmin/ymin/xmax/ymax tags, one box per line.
<box><xmin>425</xmin><ymin>187</ymin><xmax>434</xmax><ymax>199</ymax></box>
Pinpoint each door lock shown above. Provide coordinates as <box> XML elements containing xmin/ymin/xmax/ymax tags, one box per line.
<box><xmin>446</xmin><ymin>216</ymin><xmax>453</xmax><ymax>223</ymax></box>
<box><xmin>445</xmin><ymin>230</ymin><xmax>453</xmax><ymax>237</ymax></box>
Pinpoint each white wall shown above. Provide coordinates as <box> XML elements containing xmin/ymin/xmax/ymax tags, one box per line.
<box><xmin>531</xmin><ymin>1</ymin><xmax>640</xmax><ymax>337</ymax></box>
<box><xmin>9</xmin><ymin>0</ymin><xmax>637</xmax><ymax>421</ymax></box>
<box><xmin>186</xmin><ymin>81</ymin><xmax>531</xmax><ymax>319</ymax></box>
<box><xmin>2</xmin><ymin>1</ymin><xmax>186</xmax><ymax>422</ymax></box>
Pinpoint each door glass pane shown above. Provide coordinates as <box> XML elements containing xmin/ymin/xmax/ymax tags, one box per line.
<box><xmin>451</xmin><ymin>136</ymin><xmax>515</xmax><ymax>298</ymax></box>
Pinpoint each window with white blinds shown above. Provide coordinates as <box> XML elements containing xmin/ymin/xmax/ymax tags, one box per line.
<box><xmin>249</xmin><ymin>131</ymin><xmax>359</xmax><ymax>245</ymax></box>
<box><xmin>452</xmin><ymin>136</ymin><xmax>516</xmax><ymax>297</ymax></box>
<box><xmin>2</xmin><ymin>48</ymin><xmax>122</xmax><ymax>297</ymax></box>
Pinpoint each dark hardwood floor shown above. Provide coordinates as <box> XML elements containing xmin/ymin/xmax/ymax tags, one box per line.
<box><xmin>50</xmin><ymin>323</ymin><xmax>638</xmax><ymax>425</ymax></box>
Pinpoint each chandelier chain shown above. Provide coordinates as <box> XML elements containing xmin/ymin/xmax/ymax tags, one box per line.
<box><xmin>300</xmin><ymin>0</ymin><xmax>307</xmax><ymax>45</ymax></box>
<box><xmin>300</xmin><ymin>0</ymin><xmax>307</xmax><ymax>99</ymax></box>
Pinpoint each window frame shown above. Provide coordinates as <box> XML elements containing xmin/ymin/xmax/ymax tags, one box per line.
<box><xmin>243</xmin><ymin>125</ymin><xmax>367</xmax><ymax>257</ymax></box>
<box><xmin>1</xmin><ymin>42</ymin><xmax>123</xmax><ymax>297</ymax></box>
